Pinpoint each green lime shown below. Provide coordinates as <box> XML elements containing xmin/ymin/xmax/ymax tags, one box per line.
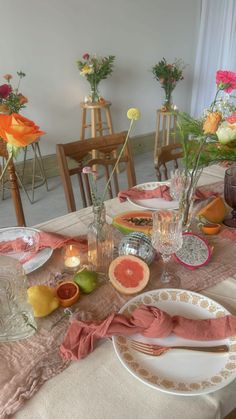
<box><xmin>73</xmin><ymin>268</ymin><xmax>98</xmax><ymax>294</ymax></box>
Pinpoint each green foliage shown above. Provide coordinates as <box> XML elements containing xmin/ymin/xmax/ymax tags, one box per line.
<box><xmin>152</xmin><ymin>58</ymin><xmax>185</xmax><ymax>98</ymax></box>
<box><xmin>77</xmin><ymin>55</ymin><xmax>115</xmax><ymax>85</ymax></box>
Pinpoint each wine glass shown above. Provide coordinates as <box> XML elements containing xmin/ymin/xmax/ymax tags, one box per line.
<box><xmin>152</xmin><ymin>209</ymin><xmax>183</xmax><ymax>288</ymax></box>
<box><xmin>223</xmin><ymin>166</ymin><xmax>236</xmax><ymax>228</ymax></box>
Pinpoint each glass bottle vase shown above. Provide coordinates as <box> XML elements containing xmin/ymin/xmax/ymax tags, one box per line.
<box><xmin>87</xmin><ymin>203</ymin><xmax>114</xmax><ymax>275</ymax></box>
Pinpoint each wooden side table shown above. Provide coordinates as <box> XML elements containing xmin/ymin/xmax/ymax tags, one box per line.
<box><xmin>80</xmin><ymin>101</ymin><xmax>113</xmax><ymax>139</ymax></box>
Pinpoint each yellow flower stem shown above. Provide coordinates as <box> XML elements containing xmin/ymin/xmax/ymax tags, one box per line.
<box><xmin>100</xmin><ymin>119</ymin><xmax>134</xmax><ymax>203</ymax></box>
<box><xmin>0</xmin><ymin>153</ymin><xmax>12</xmax><ymax>183</ymax></box>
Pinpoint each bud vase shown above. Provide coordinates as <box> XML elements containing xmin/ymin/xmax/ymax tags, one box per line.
<box><xmin>87</xmin><ymin>203</ymin><xmax>114</xmax><ymax>275</ymax></box>
<box><xmin>179</xmin><ymin>170</ymin><xmax>202</xmax><ymax>230</ymax></box>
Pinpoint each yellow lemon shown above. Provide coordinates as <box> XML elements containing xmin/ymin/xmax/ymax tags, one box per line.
<box><xmin>27</xmin><ymin>285</ymin><xmax>60</xmax><ymax>317</ymax></box>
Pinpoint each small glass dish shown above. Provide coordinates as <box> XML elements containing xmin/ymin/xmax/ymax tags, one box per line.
<box><xmin>0</xmin><ymin>227</ymin><xmax>40</xmax><ymax>264</ymax></box>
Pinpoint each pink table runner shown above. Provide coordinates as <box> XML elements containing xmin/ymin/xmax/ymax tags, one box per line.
<box><xmin>1</xmin><ymin>181</ymin><xmax>236</xmax><ymax>418</ymax></box>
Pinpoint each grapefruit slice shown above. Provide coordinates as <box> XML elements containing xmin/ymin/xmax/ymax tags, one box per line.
<box><xmin>197</xmin><ymin>196</ymin><xmax>226</xmax><ymax>223</ymax></box>
<box><xmin>109</xmin><ymin>255</ymin><xmax>150</xmax><ymax>295</ymax></box>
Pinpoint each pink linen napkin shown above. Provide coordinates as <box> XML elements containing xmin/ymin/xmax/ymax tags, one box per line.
<box><xmin>60</xmin><ymin>304</ymin><xmax>236</xmax><ymax>360</ymax></box>
<box><xmin>194</xmin><ymin>189</ymin><xmax>219</xmax><ymax>201</ymax></box>
<box><xmin>118</xmin><ymin>185</ymin><xmax>173</xmax><ymax>202</ymax></box>
<box><xmin>0</xmin><ymin>231</ymin><xmax>88</xmax><ymax>263</ymax></box>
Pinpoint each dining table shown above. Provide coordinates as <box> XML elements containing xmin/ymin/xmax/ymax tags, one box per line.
<box><xmin>1</xmin><ymin>164</ymin><xmax>236</xmax><ymax>419</ymax></box>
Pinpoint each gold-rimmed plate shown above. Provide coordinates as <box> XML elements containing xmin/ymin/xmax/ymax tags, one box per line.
<box><xmin>112</xmin><ymin>289</ymin><xmax>236</xmax><ymax>396</ymax></box>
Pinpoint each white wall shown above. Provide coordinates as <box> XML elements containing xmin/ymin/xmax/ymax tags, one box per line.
<box><xmin>1</xmin><ymin>0</ymin><xmax>201</xmax><ymax>156</ymax></box>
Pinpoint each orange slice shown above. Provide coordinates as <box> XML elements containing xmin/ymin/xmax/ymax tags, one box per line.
<box><xmin>197</xmin><ymin>196</ymin><xmax>226</xmax><ymax>223</ymax></box>
<box><xmin>200</xmin><ymin>223</ymin><xmax>221</xmax><ymax>235</ymax></box>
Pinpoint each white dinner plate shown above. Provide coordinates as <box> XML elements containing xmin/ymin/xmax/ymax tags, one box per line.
<box><xmin>112</xmin><ymin>289</ymin><xmax>236</xmax><ymax>396</ymax></box>
<box><xmin>0</xmin><ymin>227</ymin><xmax>53</xmax><ymax>274</ymax></box>
<box><xmin>127</xmin><ymin>182</ymin><xmax>179</xmax><ymax>210</ymax></box>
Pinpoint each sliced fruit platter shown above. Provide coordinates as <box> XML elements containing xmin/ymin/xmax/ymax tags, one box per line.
<box><xmin>112</xmin><ymin>211</ymin><xmax>153</xmax><ymax>235</ymax></box>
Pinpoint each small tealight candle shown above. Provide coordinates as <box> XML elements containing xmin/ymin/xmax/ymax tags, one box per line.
<box><xmin>63</xmin><ymin>244</ymin><xmax>81</xmax><ymax>272</ymax></box>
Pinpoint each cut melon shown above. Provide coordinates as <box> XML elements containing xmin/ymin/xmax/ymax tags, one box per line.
<box><xmin>197</xmin><ymin>196</ymin><xmax>226</xmax><ymax>223</ymax></box>
<box><xmin>109</xmin><ymin>255</ymin><xmax>150</xmax><ymax>295</ymax></box>
<box><xmin>112</xmin><ymin>211</ymin><xmax>152</xmax><ymax>235</ymax></box>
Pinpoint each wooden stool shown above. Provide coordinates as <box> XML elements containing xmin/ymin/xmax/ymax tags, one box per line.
<box><xmin>154</xmin><ymin>110</ymin><xmax>179</xmax><ymax>178</ymax></box>
<box><xmin>80</xmin><ymin>101</ymin><xmax>119</xmax><ymax>171</ymax></box>
<box><xmin>155</xmin><ymin>110</ymin><xmax>178</xmax><ymax>149</ymax></box>
<box><xmin>80</xmin><ymin>101</ymin><xmax>113</xmax><ymax>139</ymax></box>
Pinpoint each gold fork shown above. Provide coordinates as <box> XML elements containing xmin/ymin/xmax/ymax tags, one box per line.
<box><xmin>130</xmin><ymin>340</ymin><xmax>229</xmax><ymax>356</ymax></box>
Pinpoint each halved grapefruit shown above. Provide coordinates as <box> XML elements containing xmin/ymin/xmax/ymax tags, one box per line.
<box><xmin>109</xmin><ymin>255</ymin><xmax>150</xmax><ymax>295</ymax></box>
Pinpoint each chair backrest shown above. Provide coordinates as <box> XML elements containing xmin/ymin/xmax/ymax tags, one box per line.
<box><xmin>0</xmin><ymin>139</ymin><xmax>26</xmax><ymax>226</ymax></box>
<box><xmin>56</xmin><ymin>131</ymin><xmax>136</xmax><ymax>212</ymax></box>
<box><xmin>154</xmin><ymin>143</ymin><xmax>183</xmax><ymax>181</ymax></box>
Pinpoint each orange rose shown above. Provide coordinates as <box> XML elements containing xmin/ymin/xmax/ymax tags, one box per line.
<box><xmin>0</xmin><ymin>113</ymin><xmax>45</xmax><ymax>147</ymax></box>
<box><xmin>203</xmin><ymin>112</ymin><xmax>222</xmax><ymax>134</ymax></box>
<box><xmin>17</xmin><ymin>93</ymin><xmax>28</xmax><ymax>105</ymax></box>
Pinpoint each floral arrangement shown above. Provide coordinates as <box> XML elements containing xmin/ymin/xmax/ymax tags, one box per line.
<box><xmin>0</xmin><ymin>71</ymin><xmax>45</xmax><ymax>181</ymax></box>
<box><xmin>152</xmin><ymin>58</ymin><xmax>185</xmax><ymax>111</ymax></box>
<box><xmin>177</xmin><ymin>69</ymin><xmax>236</xmax><ymax>226</ymax></box>
<box><xmin>77</xmin><ymin>53</ymin><xmax>115</xmax><ymax>102</ymax></box>
<box><xmin>82</xmin><ymin>108</ymin><xmax>141</xmax><ymax>206</ymax></box>
<box><xmin>0</xmin><ymin>72</ymin><xmax>28</xmax><ymax>114</ymax></box>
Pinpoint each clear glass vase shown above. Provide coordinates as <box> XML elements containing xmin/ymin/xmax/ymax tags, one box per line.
<box><xmin>0</xmin><ymin>255</ymin><xmax>37</xmax><ymax>342</ymax></box>
<box><xmin>87</xmin><ymin>203</ymin><xmax>114</xmax><ymax>275</ymax></box>
<box><xmin>90</xmin><ymin>82</ymin><xmax>100</xmax><ymax>102</ymax></box>
<box><xmin>179</xmin><ymin>170</ymin><xmax>202</xmax><ymax>231</ymax></box>
<box><xmin>162</xmin><ymin>86</ymin><xmax>173</xmax><ymax>111</ymax></box>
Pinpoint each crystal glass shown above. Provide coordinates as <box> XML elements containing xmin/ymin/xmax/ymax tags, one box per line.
<box><xmin>170</xmin><ymin>169</ymin><xmax>189</xmax><ymax>201</ymax></box>
<box><xmin>152</xmin><ymin>209</ymin><xmax>183</xmax><ymax>288</ymax></box>
<box><xmin>87</xmin><ymin>203</ymin><xmax>114</xmax><ymax>275</ymax></box>
<box><xmin>0</xmin><ymin>254</ymin><xmax>37</xmax><ymax>341</ymax></box>
<box><xmin>0</xmin><ymin>228</ymin><xmax>40</xmax><ymax>264</ymax></box>
<box><xmin>223</xmin><ymin>166</ymin><xmax>236</xmax><ymax>228</ymax></box>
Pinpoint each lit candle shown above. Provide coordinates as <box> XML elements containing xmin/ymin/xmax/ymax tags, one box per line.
<box><xmin>64</xmin><ymin>245</ymin><xmax>81</xmax><ymax>271</ymax></box>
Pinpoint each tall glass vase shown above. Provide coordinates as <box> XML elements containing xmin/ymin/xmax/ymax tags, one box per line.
<box><xmin>179</xmin><ymin>170</ymin><xmax>202</xmax><ymax>230</ymax></box>
<box><xmin>87</xmin><ymin>203</ymin><xmax>114</xmax><ymax>275</ymax></box>
<box><xmin>162</xmin><ymin>86</ymin><xmax>173</xmax><ymax>111</ymax></box>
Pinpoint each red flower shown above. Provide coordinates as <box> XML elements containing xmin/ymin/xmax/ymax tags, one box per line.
<box><xmin>226</xmin><ymin>112</ymin><xmax>236</xmax><ymax>124</ymax></box>
<box><xmin>216</xmin><ymin>70</ymin><xmax>236</xmax><ymax>93</ymax></box>
<box><xmin>83</xmin><ymin>53</ymin><xmax>90</xmax><ymax>60</ymax></box>
<box><xmin>0</xmin><ymin>84</ymin><xmax>12</xmax><ymax>99</ymax></box>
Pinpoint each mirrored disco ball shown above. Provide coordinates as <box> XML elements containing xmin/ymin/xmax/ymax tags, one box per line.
<box><xmin>118</xmin><ymin>232</ymin><xmax>156</xmax><ymax>265</ymax></box>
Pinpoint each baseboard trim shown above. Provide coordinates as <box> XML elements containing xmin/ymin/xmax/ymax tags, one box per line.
<box><xmin>14</xmin><ymin>132</ymin><xmax>155</xmax><ymax>183</ymax></box>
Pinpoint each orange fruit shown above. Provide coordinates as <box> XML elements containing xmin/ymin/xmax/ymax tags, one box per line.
<box><xmin>197</xmin><ymin>196</ymin><xmax>226</xmax><ymax>223</ymax></box>
<box><xmin>200</xmin><ymin>223</ymin><xmax>221</xmax><ymax>235</ymax></box>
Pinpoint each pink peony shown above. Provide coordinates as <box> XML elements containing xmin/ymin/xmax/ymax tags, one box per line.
<box><xmin>0</xmin><ymin>84</ymin><xmax>12</xmax><ymax>99</ymax></box>
<box><xmin>216</xmin><ymin>70</ymin><xmax>236</xmax><ymax>93</ymax></box>
<box><xmin>83</xmin><ymin>53</ymin><xmax>90</xmax><ymax>60</ymax></box>
<box><xmin>226</xmin><ymin>112</ymin><xmax>236</xmax><ymax>124</ymax></box>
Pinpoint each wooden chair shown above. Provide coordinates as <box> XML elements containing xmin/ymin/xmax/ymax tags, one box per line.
<box><xmin>0</xmin><ymin>139</ymin><xmax>26</xmax><ymax>226</ymax></box>
<box><xmin>56</xmin><ymin>131</ymin><xmax>136</xmax><ymax>212</ymax></box>
<box><xmin>155</xmin><ymin>143</ymin><xmax>183</xmax><ymax>181</ymax></box>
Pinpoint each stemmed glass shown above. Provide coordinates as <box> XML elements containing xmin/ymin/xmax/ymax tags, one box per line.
<box><xmin>152</xmin><ymin>209</ymin><xmax>183</xmax><ymax>288</ymax></box>
<box><xmin>223</xmin><ymin>166</ymin><xmax>236</xmax><ymax>228</ymax></box>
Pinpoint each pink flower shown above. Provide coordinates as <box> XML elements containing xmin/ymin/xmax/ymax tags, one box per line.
<box><xmin>0</xmin><ymin>84</ymin><xmax>12</xmax><ymax>99</ymax></box>
<box><xmin>83</xmin><ymin>53</ymin><xmax>90</xmax><ymax>60</ymax></box>
<box><xmin>3</xmin><ymin>74</ymin><xmax>12</xmax><ymax>81</ymax></box>
<box><xmin>82</xmin><ymin>166</ymin><xmax>93</xmax><ymax>174</ymax></box>
<box><xmin>216</xmin><ymin>70</ymin><xmax>236</xmax><ymax>93</ymax></box>
<box><xmin>226</xmin><ymin>112</ymin><xmax>236</xmax><ymax>124</ymax></box>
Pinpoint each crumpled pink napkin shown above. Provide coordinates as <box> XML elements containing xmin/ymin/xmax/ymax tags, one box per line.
<box><xmin>60</xmin><ymin>304</ymin><xmax>236</xmax><ymax>360</ymax></box>
<box><xmin>194</xmin><ymin>189</ymin><xmax>219</xmax><ymax>201</ymax></box>
<box><xmin>0</xmin><ymin>231</ymin><xmax>88</xmax><ymax>263</ymax></box>
<box><xmin>118</xmin><ymin>185</ymin><xmax>172</xmax><ymax>202</ymax></box>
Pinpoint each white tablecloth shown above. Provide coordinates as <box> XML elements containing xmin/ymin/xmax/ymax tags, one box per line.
<box><xmin>13</xmin><ymin>165</ymin><xmax>236</xmax><ymax>419</ymax></box>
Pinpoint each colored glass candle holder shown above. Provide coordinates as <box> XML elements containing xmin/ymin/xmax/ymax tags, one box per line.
<box><xmin>63</xmin><ymin>244</ymin><xmax>81</xmax><ymax>272</ymax></box>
